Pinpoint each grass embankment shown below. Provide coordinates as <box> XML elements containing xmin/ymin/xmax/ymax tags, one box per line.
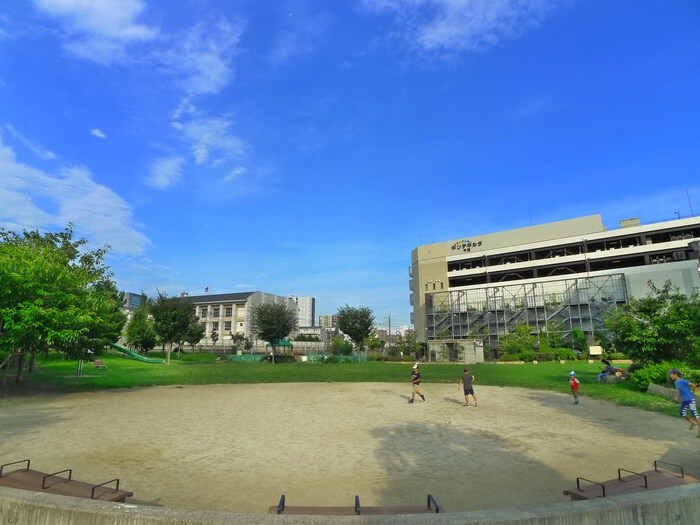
<box><xmin>11</xmin><ymin>350</ymin><xmax>679</xmax><ymax>417</ymax></box>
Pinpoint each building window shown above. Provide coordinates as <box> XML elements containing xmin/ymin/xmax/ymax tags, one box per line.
<box><xmin>200</xmin><ymin>307</ymin><xmax>208</xmax><ymax>317</ymax></box>
<box><xmin>212</xmin><ymin>307</ymin><xmax>220</xmax><ymax>317</ymax></box>
<box><xmin>224</xmin><ymin>321</ymin><xmax>232</xmax><ymax>331</ymax></box>
<box><xmin>212</xmin><ymin>322</ymin><xmax>219</xmax><ymax>331</ymax></box>
<box><xmin>225</xmin><ymin>306</ymin><xmax>232</xmax><ymax>317</ymax></box>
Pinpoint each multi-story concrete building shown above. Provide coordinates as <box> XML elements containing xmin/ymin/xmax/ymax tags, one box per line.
<box><xmin>289</xmin><ymin>296</ymin><xmax>316</xmax><ymax>327</ymax></box>
<box><xmin>411</xmin><ymin>214</ymin><xmax>700</xmax><ymax>349</ymax></box>
<box><xmin>181</xmin><ymin>291</ymin><xmax>297</xmax><ymax>347</ymax></box>
<box><xmin>319</xmin><ymin>314</ymin><xmax>338</xmax><ymax>330</ymax></box>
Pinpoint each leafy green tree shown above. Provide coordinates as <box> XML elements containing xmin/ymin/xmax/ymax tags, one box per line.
<box><xmin>230</xmin><ymin>332</ymin><xmax>246</xmax><ymax>350</ymax></box>
<box><xmin>251</xmin><ymin>302</ymin><xmax>298</xmax><ymax>363</ymax></box>
<box><xmin>0</xmin><ymin>226</ymin><xmax>124</xmax><ymax>380</ymax></box>
<box><xmin>365</xmin><ymin>331</ymin><xmax>385</xmax><ymax>354</ymax></box>
<box><xmin>336</xmin><ymin>305</ymin><xmax>375</xmax><ymax>356</ymax></box>
<box><xmin>604</xmin><ymin>281</ymin><xmax>700</xmax><ymax>364</ymax></box>
<box><xmin>330</xmin><ymin>336</ymin><xmax>353</xmax><ymax>355</ymax></box>
<box><xmin>126</xmin><ymin>304</ymin><xmax>157</xmax><ymax>354</ymax></box>
<box><xmin>500</xmin><ymin>324</ymin><xmax>536</xmax><ymax>355</ymax></box>
<box><xmin>184</xmin><ymin>321</ymin><xmax>205</xmax><ymax>352</ymax></box>
<box><xmin>396</xmin><ymin>329</ymin><xmax>422</xmax><ymax>358</ymax></box>
<box><xmin>151</xmin><ymin>293</ymin><xmax>198</xmax><ymax>364</ymax></box>
<box><xmin>570</xmin><ymin>328</ymin><xmax>589</xmax><ymax>354</ymax></box>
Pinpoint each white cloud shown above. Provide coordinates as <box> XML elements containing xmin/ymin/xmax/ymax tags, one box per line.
<box><xmin>145</xmin><ymin>156</ymin><xmax>185</xmax><ymax>190</ymax></box>
<box><xmin>223</xmin><ymin>166</ymin><xmax>246</xmax><ymax>183</ymax></box>
<box><xmin>159</xmin><ymin>19</ymin><xmax>243</xmax><ymax>96</ymax></box>
<box><xmin>361</xmin><ymin>0</ymin><xmax>560</xmax><ymax>55</ymax></box>
<box><xmin>171</xmin><ymin>107</ymin><xmax>246</xmax><ymax>166</ymax></box>
<box><xmin>2</xmin><ymin>124</ymin><xmax>57</xmax><ymax>160</ymax></box>
<box><xmin>91</xmin><ymin>128</ymin><xmax>106</xmax><ymax>139</ymax></box>
<box><xmin>33</xmin><ymin>0</ymin><xmax>158</xmax><ymax>63</ymax></box>
<box><xmin>0</xmin><ymin>136</ymin><xmax>149</xmax><ymax>255</ymax></box>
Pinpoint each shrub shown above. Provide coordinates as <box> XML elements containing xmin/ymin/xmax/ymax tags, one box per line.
<box><xmin>499</xmin><ymin>353</ymin><xmax>523</xmax><ymax>362</ymax></box>
<box><xmin>533</xmin><ymin>352</ymin><xmax>555</xmax><ymax>362</ymax></box>
<box><xmin>554</xmin><ymin>348</ymin><xmax>577</xmax><ymax>361</ymax></box>
<box><xmin>519</xmin><ymin>351</ymin><xmax>534</xmax><ymax>362</ymax></box>
<box><xmin>628</xmin><ymin>361</ymin><xmax>684</xmax><ymax>391</ymax></box>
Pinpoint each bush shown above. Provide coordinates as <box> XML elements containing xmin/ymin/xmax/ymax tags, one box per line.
<box><xmin>628</xmin><ymin>361</ymin><xmax>684</xmax><ymax>391</ymax></box>
<box><xmin>554</xmin><ymin>348</ymin><xmax>578</xmax><ymax>361</ymax></box>
<box><xmin>499</xmin><ymin>353</ymin><xmax>523</xmax><ymax>362</ymax></box>
<box><xmin>519</xmin><ymin>351</ymin><xmax>534</xmax><ymax>362</ymax></box>
<box><xmin>533</xmin><ymin>352</ymin><xmax>555</xmax><ymax>362</ymax></box>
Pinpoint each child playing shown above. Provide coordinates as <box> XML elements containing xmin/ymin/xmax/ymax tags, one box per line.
<box><xmin>668</xmin><ymin>368</ymin><xmax>700</xmax><ymax>437</ymax></box>
<box><xmin>569</xmin><ymin>371</ymin><xmax>580</xmax><ymax>405</ymax></box>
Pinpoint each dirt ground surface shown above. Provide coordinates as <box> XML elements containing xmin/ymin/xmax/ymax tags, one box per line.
<box><xmin>1</xmin><ymin>382</ymin><xmax>699</xmax><ymax>514</ymax></box>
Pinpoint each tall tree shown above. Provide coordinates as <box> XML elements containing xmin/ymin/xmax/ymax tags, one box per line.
<box><xmin>151</xmin><ymin>293</ymin><xmax>198</xmax><ymax>364</ymax></box>
<box><xmin>0</xmin><ymin>226</ymin><xmax>124</xmax><ymax>380</ymax></box>
<box><xmin>251</xmin><ymin>302</ymin><xmax>298</xmax><ymax>363</ymax></box>
<box><xmin>604</xmin><ymin>281</ymin><xmax>700</xmax><ymax>364</ymax></box>
<box><xmin>336</xmin><ymin>305</ymin><xmax>375</xmax><ymax>357</ymax></box>
<box><xmin>125</xmin><ymin>303</ymin><xmax>157</xmax><ymax>354</ymax></box>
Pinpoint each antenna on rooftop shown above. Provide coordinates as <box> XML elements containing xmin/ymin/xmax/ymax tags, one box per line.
<box><xmin>686</xmin><ymin>187</ymin><xmax>695</xmax><ymax>216</ymax></box>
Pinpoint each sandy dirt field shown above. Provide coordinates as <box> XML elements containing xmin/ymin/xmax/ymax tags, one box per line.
<box><xmin>1</xmin><ymin>382</ymin><xmax>698</xmax><ymax>514</ymax></box>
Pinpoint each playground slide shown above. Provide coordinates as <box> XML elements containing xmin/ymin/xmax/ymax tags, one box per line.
<box><xmin>108</xmin><ymin>343</ymin><xmax>164</xmax><ymax>364</ymax></box>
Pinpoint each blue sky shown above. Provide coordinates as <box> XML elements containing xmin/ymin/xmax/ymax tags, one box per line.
<box><xmin>1</xmin><ymin>1</ymin><xmax>699</xmax><ymax>330</ymax></box>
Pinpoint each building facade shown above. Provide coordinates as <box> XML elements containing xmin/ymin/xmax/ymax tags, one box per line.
<box><xmin>411</xmin><ymin>214</ymin><xmax>700</xmax><ymax>349</ymax></box>
<box><xmin>319</xmin><ymin>314</ymin><xmax>338</xmax><ymax>330</ymax></box>
<box><xmin>181</xmin><ymin>291</ymin><xmax>297</xmax><ymax>347</ymax></box>
<box><xmin>289</xmin><ymin>296</ymin><xmax>316</xmax><ymax>327</ymax></box>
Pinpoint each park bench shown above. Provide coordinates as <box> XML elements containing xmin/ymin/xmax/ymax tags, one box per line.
<box><xmin>269</xmin><ymin>494</ymin><xmax>441</xmax><ymax>515</ymax></box>
<box><xmin>93</xmin><ymin>359</ymin><xmax>107</xmax><ymax>369</ymax></box>
<box><xmin>563</xmin><ymin>461</ymin><xmax>697</xmax><ymax>501</ymax></box>
<box><xmin>0</xmin><ymin>459</ymin><xmax>132</xmax><ymax>502</ymax></box>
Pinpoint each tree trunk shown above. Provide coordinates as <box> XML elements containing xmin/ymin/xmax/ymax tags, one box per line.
<box><xmin>15</xmin><ymin>352</ymin><xmax>25</xmax><ymax>383</ymax></box>
<box><xmin>28</xmin><ymin>352</ymin><xmax>37</xmax><ymax>372</ymax></box>
<box><xmin>271</xmin><ymin>345</ymin><xmax>276</xmax><ymax>364</ymax></box>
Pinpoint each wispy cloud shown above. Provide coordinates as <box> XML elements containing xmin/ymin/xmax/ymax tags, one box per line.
<box><xmin>0</xmin><ymin>136</ymin><xmax>149</xmax><ymax>255</ymax></box>
<box><xmin>2</xmin><ymin>124</ymin><xmax>57</xmax><ymax>160</ymax></box>
<box><xmin>145</xmin><ymin>156</ymin><xmax>185</xmax><ymax>190</ymax></box>
<box><xmin>170</xmin><ymin>101</ymin><xmax>247</xmax><ymax>168</ymax></box>
<box><xmin>223</xmin><ymin>166</ymin><xmax>246</xmax><ymax>183</ymax></box>
<box><xmin>33</xmin><ymin>0</ymin><xmax>159</xmax><ymax>63</ymax></box>
<box><xmin>361</xmin><ymin>0</ymin><xmax>560</xmax><ymax>55</ymax></box>
<box><xmin>159</xmin><ymin>18</ymin><xmax>243</xmax><ymax>96</ymax></box>
<box><xmin>267</xmin><ymin>11</ymin><xmax>333</xmax><ymax>66</ymax></box>
<box><xmin>91</xmin><ymin>128</ymin><xmax>106</xmax><ymax>139</ymax></box>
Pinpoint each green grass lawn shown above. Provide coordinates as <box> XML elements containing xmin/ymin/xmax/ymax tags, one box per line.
<box><xmin>9</xmin><ymin>350</ymin><xmax>679</xmax><ymax>417</ymax></box>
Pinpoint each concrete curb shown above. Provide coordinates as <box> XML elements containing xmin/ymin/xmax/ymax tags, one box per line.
<box><xmin>3</xmin><ymin>483</ymin><xmax>700</xmax><ymax>525</ymax></box>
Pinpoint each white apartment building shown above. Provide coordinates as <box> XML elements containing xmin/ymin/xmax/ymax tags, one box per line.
<box><xmin>411</xmin><ymin>214</ymin><xmax>700</xmax><ymax>349</ymax></box>
<box><xmin>289</xmin><ymin>296</ymin><xmax>316</xmax><ymax>327</ymax></box>
<box><xmin>181</xmin><ymin>291</ymin><xmax>297</xmax><ymax>346</ymax></box>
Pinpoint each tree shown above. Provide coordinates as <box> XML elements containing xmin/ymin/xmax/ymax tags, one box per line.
<box><xmin>330</xmin><ymin>336</ymin><xmax>353</xmax><ymax>355</ymax></box>
<box><xmin>365</xmin><ymin>331</ymin><xmax>385</xmax><ymax>354</ymax></box>
<box><xmin>336</xmin><ymin>305</ymin><xmax>375</xmax><ymax>357</ymax></box>
<box><xmin>151</xmin><ymin>293</ymin><xmax>198</xmax><ymax>364</ymax></box>
<box><xmin>251</xmin><ymin>302</ymin><xmax>298</xmax><ymax>363</ymax></box>
<box><xmin>230</xmin><ymin>332</ymin><xmax>246</xmax><ymax>351</ymax></box>
<box><xmin>184</xmin><ymin>321</ymin><xmax>205</xmax><ymax>353</ymax></box>
<box><xmin>396</xmin><ymin>329</ymin><xmax>422</xmax><ymax>358</ymax></box>
<box><xmin>0</xmin><ymin>226</ymin><xmax>124</xmax><ymax>380</ymax></box>
<box><xmin>500</xmin><ymin>324</ymin><xmax>536</xmax><ymax>355</ymax></box>
<box><xmin>604</xmin><ymin>281</ymin><xmax>700</xmax><ymax>364</ymax></box>
<box><xmin>126</xmin><ymin>304</ymin><xmax>157</xmax><ymax>354</ymax></box>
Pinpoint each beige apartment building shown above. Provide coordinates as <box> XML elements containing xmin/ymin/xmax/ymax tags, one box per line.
<box><xmin>181</xmin><ymin>291</ymin><xmax>297</xmax><ymax>347</ymax></box>
<box><xmin>411</xmin><ymin>214</ymin><xmax>700</xmax><ymax>350</ymax></box>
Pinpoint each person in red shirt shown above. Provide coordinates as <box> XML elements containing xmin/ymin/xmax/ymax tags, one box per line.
<box><xmin>569</xmin><ymin>371</ymin><xmax>580</xmax><ymax>405</ymax></box>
